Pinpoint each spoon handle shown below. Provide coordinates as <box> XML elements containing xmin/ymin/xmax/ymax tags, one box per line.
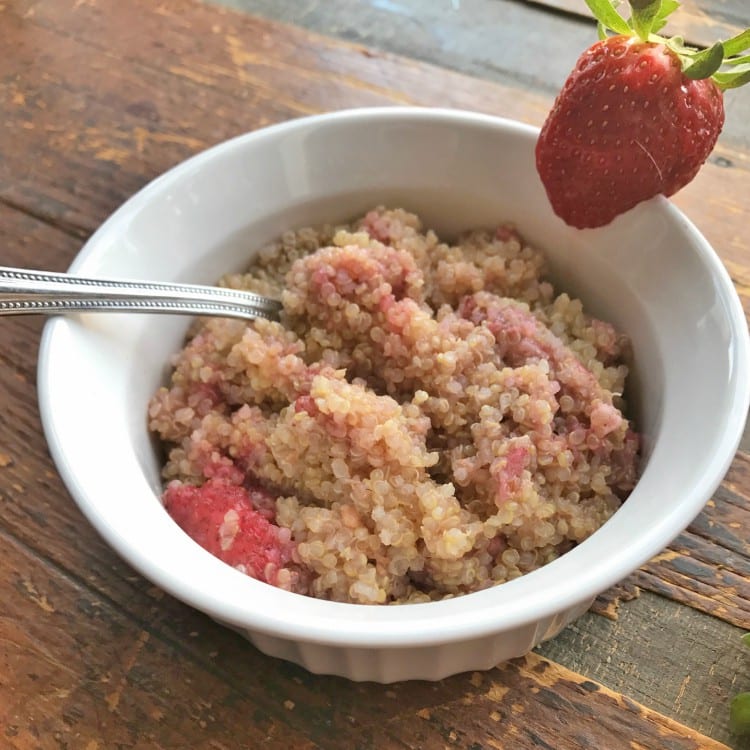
<box><xmin>0</xmin><ymin>266</ymin><xmax>282</xmax><ymax>321</ymax></box>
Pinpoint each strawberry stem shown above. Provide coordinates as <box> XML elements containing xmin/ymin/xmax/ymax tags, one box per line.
<box><xmin>629</xmin><ymin>0</ymin><xmax>661</xmax><ymax>41</ymax></box>
<box><xmin>582</xmin><ymin>0</ymin><xmax>750</xmax><ymax>89</ymax></box>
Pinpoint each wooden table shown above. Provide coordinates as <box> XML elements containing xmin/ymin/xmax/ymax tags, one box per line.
<box><xmin>1</xmin><ymin>1</ymin><xmax>748</xmax><ymax>748</ymax></box>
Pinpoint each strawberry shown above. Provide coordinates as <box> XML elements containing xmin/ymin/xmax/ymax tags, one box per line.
<box><xmin>536</xmin><ymin>0</ymin><xmax>750</xmax><ymax>229</ymax></box>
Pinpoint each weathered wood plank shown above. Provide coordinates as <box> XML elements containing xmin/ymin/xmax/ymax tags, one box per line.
<box><xmin>633</xmin><ymin>481</ymin><xmax>750</xmax><ymax>629</ymax></box>
<box><xmin>1</xmin><ymin>0</ymin><xmax>748</xmax><ymax>630</ymax></box>
<box><xmin>537</xmin><ymin>589</ymin><xmax>749</xmax><ymax>747</ymax></box>
<box><xmin>359</xmin><ymin>653</ymin><xmax>733</xmax><ymax>750</ymax></box>
<box><xmin>597</xmin><ymin>475</ymin><xmax>750</xmax><ymax>630</ymax></box>
<box><xmin>525</xmin><ymin>0</ymin><xmax>748</xmax><ymax>46</ymax></box>
<box><xmin>0</xmin><ymin>527</ymin><xmax>733</xmax><ymax>750</ymax></box>
<box><xmin>590</xmin><ymin>579</ymin><xmax>641</xmax><ymax>620</ymax></box>
<box><xmin>0</xmin><ymin>528</ymin><xmax>323</xmax><ymax>750</ymax></box>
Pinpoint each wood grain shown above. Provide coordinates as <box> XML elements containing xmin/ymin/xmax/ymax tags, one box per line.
<box><xmin>362</xmin><ymin>654</ymin><xmax>734</xmax><ymax>750</ymax></box>
<box><xmin>0</xmin><ymin>529</ymin><xmax>321</xmax><ymax>750</ymax></box>
<box><xmin>537</xmin><ymin>588</ymin><xmax>750</xmax><ymax>745</ymax></box>
<box><xmin>636</xmin><ymin>489</ymin><xmax>750</xmax><ymax>629</ymax></box>
<box><xmin>590</xmin><ymin>579</ymin><xmax>641</xmax><ymax>620</ymax></box>
<box><xmin>608</xmin><ymin>435</ymin><xmax>750</xmax><ymax>630</ymax></box>
<box><xmin>0</xmin><ymin>528</ymin><xmax>732</xmax><ymax>750</ymax></box>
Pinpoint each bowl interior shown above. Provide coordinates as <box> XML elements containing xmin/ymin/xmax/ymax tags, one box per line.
<box><xmin>38</xmin><ymin>108</ymin><xmax>749</xmax><ymax>646</ymax></box>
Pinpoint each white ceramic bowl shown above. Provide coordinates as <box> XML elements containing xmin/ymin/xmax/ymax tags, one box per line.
<box><xmin>38</xmin><ymin>108</ymin><xmax>749</xmax><ymax>682</ymax></box>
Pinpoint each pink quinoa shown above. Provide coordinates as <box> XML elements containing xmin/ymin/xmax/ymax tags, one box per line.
<box><xmin>148</xmin><ymin>207</ymin><xmax>639</xmax><ymax>604</ymax></box>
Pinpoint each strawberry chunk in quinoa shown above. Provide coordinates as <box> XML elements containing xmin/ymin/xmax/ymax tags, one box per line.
<box><xmin>164</xmin><ymin>478</ymin><xmax>296</xmax><ymax>588</ymax></box>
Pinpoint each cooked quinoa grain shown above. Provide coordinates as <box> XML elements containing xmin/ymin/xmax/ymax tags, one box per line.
<box><xmin>149</xmin><ymin>207</ymin><xmax>639</xmax><ymax>604</ymax></box>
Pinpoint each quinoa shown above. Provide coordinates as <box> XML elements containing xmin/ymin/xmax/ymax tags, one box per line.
<box><xmin>148</xmin><ymin>207</ymin><xmax>639</xmax><ymax>604</ymax></box>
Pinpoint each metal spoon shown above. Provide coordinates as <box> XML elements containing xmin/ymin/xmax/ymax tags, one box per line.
<box><xmin>0</xmin><ymin>266</ymin><xmax>282</xmax><ymax>321</ymax></box>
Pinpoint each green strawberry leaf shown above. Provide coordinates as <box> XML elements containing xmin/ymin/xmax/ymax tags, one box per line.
<box><xmin>725</xmin><ymin>54</ymin><xmax>750</xmax><ymax>66</ymax></box>
<box><xmin>713</xmin><ymin>63</ymin><xmax>750</xmax><ymax>89</ymax></box>
<box><xmin>742</xmin><ymin>632</ymin><xmax>750</xmax><ymax>648</ymax></box>
<box><xmin>651</xmin><ymin>0</ymin><xmax>680</xmax><ymax>34</ymax></box>
<box><xmin>731</xmin><ymin>693</ymin><xmax>750</xmax><ymax>735</ymax></box>
<box><xmin>722</xmin><ymin>29</ymin><xmax>750</xmax><ymax>57</ymax></box>
<box><xmin>584</xmin><ymin>0</ymin><xmax>631</xmax><ymax>35</ymax></box>
<box><xmin>682</xmin><ymin>41</ymin><xmax>725</xmax><ymax>79</ymax></box>
<box><xmin>629</xmin><ymin>0</ymin><xmax>662</xmax><ymax>40</ymax></box>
